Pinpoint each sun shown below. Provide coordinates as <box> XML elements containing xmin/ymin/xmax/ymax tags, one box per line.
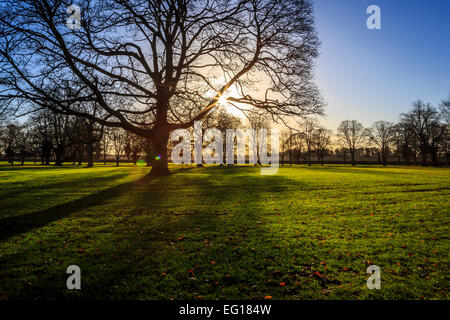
<box><xmin>217</xmin><ymin>94</ymin><xmax>228</xmax><ymax>105</ymax></box>
<box><xmin>213</xmin><ymin>86</ymin><xmax>247</xmax><ymax>117</ymax></box>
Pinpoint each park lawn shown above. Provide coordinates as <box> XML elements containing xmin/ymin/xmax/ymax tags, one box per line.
<box><xmin>0</xmin><ymin>162</ymin><xmax>448</xmax><ymax>299</ymax></box>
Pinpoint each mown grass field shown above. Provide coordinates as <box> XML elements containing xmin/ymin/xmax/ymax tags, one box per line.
<box><xmin>0</xmin><ymin>162</ymin><xmax>448</xmax><ymax>299</ymax></box>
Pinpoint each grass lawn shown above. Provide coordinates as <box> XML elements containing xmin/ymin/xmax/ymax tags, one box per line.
<box><xmin>0</xmin><ymin>162</ymin><xmax>448</xmax><ymax>299</ymax></box>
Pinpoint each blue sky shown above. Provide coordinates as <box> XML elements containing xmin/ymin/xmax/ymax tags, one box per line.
<box><xmin>313</xmin><ymin>0</ymin><xmax>450</xmax><ymax>130</ymax></box>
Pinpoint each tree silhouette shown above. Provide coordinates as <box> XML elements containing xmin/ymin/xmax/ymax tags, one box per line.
<box><xmin>0</xmin><ymin>0</ymin><xmax>323</xmax><ymax>174</ymax></box>
<box><xmin>337</xmin><ymin>120</ymin><xmax>366</xmax><ymax>166</ymax></box>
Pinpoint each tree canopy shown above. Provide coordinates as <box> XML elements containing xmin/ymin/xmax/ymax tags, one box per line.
<box><xmin>0</xmin><ymin>0</ymin><xmax>324</xmax><ymax>174</ymax></box>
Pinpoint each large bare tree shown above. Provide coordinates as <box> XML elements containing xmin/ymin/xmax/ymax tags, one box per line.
<box><xmin>0</xmin><ymin>0</ymin><xmax>323</xmax><ymax>174</ymax></box>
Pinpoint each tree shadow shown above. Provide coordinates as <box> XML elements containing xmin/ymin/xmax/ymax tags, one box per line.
<box><xmin>0</xmin><ymin>172</ymin><xmax>131</xmax><ymax>200</ymax></box>
<box><xmin>0</xmin><ymin>166</ymin><xmax>200</xmax><ymax>241</ymax></box>
<box><xmin>0</xmin><ymin>166</ymin><xmax>315</xmax><ymax>299</ymax></box>
<box><xmin>0</xmin><ymin>174</ymin><xmax>156</xmax><ymax>241</ymax></box>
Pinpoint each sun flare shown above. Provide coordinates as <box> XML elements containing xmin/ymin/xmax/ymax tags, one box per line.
<box><xmin>214</xmin><ymin>87</ymin><xmax>248</xmax><ymax>117</ymax></box>
<box><xmin>217</xmin><ymin>95</ymin><xmax>228</xmax><ymax>106</ymax></box>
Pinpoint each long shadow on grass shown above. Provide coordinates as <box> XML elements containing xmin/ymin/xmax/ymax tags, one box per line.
<box><xmin>0</xmin><ymin>172</ymin><xmax>158</xmax><ymax>241</ymax></box>
<box><xmin>0</xmin><ymin>164</ymin><xmax>86</xmax><ymax>171</ymax></box>
<box><xmin>0</xmin><ymin>171</ymin><xmax>131</xmax><ymax>201</ymax></box>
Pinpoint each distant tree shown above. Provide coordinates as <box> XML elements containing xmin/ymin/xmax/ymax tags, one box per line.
<box><xmin>248</xmin><ymin>112</ymin><xmax>270</xmax><ymax>165</ymax></box>
<box><xmin>439</xmin><ymin>95</ymin><xmax>450</xmax><ymax>125</ymax></box>
<box><xmin>0</xmin><ymin>121</ymin><xmax>5</xmax><ymax>160</ymax></box>
<box><xmin>207</xmin><ymin>107</ymin><xmax>242</xmax><ymax>166</ymax></box>
<box><xmin>75</xmin><ymin>107</ymin><xmax>104</xmax><ymax>167</ymax></box>
<box><xmin>367</xmin><ymin>121</ymin><xmax>395</xmax><ymax>166</ymax></box>
<box><xmin>291</xmin><ymin>132</ymin><xmax>303</xmax><ymax>164</ymax></box>
<box><xmin>41</xmin><ymin>138</ymin><xmax>53</xmax><ymax>165</ymax></box>
<box><xmin>27</xmin><ymin>124</ymin><xmax>42</xmax><ymax>164</ymax></box>
<box><xmin>129</xmin><ymin>134</ymin><xmax>145</xmax><ymax>165</ymax></box>
<box><xmin>281</xmin><ymin>130</ymin><xmax>303</xmax><ymax>165</ymax></box>
<box><xmin>401</xmin><ymin>100</ymin><xmax>446</xmax><ymax>166</ymax></box>
<box><xmin>16</xmin><ymin>124</ymin><xmax>32</xmax><ymax>165</ymax></box>
<box><xmin>1</xmin><ymin>122</ymin><xmax>19</xmax><ymax>164</ymax></box>
<box><xmin>438</xmin><ymin>97</ymin><xmax>449</xmax><ymax>164</ymax></box>
<box><xmin>124</xmin><ymin>142</ymin><xmax>132</xmax><ymax>163</ymax></box>
<box><xmin>68</xmin><ymin>121</ymin><xmax>83</xmax><ymax>165</ymax></box>
<box><xmin>297</xmin><ymin>118</ymin><xmax>317</xmax><ymax>166</ymax></box>
<box><xmin>50</xmin><ymin>111</ymin><xmax>74</xmax><ymax>166</ymax></box>
<box><xmin>313</xmin><ymin>127</ymin><xmax>332</xmax><ymax>165</ymax></box>
<box><xmin>394</xmin><ymin>120</ymin><xmax>417</xmax><ymax>164</ymax></box>
<box><xmin>337</xmin><ymin>120</ymin><xmax>366</xmax><ymax>166</ymax></box>
<box><xmin>30</xmin><ymin>111</ymin><xmax>53</xmax><ymax>165</ymax></box>
<box><xmin>108</xmin><ymin>128</ymin><xmax>126</xmax><ymax>167</ymax></box>
<box><xmin>281</xmin><ymin>130</ymin><xmax>294</xmax><ymax>165</ymax></box>
<box><xmin>101</xmin><ymin>131</ymin><xmax>110</xmax><ymax>165</ymax></box>
<box><xmin>391</xmin><ymin>124</ymin><xmax>403</xmax><ymax>163</ymax></box>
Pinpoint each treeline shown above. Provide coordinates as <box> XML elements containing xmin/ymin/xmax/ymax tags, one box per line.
<box><xmin>281</xmin><ymin>99</ymin><xmax>449</xmax><ymax>166</ymax></box>
<box><xmin>0</xmin><ymin>108</ymin><xmax>153</xmax><ymax>167</ymax></box>
<box><xmin>1</xmin><ymin>98</ymin><xmax>448</xmax><ymax>167</ymax></box>
<box><xmin>0</xmin><ymin>107</ymin><xmax>244</xmax><ymax>167</ymax></box>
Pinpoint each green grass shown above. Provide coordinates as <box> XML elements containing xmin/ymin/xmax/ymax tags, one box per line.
<box><xmin>0</xmin><ymin>162</ymin><xmax>448</xmax><ymax>299</ymax></box>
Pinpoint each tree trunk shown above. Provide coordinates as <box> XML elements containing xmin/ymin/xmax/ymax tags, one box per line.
<box><xmin>86</xmin><ymin>143</ymin><xmax>94</xmax><ymax>168</ymax></box>
<box><xmin>144</xmin><ymin>138</ymin><xmax>153</xmax><ymax>167</ymax></box>
<box><xmin>420</xmin><ymin>148</ymin><xmax>427</xmax><ymax>166</ymax></box>
<box><xmin>430</xmin><ymin>148</ymin><xmax>439</xmax><ymax>167</ymax></box>
<box><xmin>351</xmin><ymin>150</ymin><xmax>356</xmax><ymax>166</ymax></box>
<box><xmin>8</xmin><ymin>149</ymin><xmax>13</xmax><ymax>164</ymax></box>
<box><xmin>78</xmin><ymin>146</ymin><xmax>82</xmax><ymax>165</ymax></box>
<box><xmin>150</xmin><ymin>130</ymin><xmax>170</xmax><ymax>175</ymax></box>
<box><xmin>55</xmin><ymin>146</ymin><xmax>64</xmax><ymax>166</ymax></box>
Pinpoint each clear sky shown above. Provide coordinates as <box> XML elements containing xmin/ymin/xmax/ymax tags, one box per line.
<box><xmin>313</xmin><ymin>0</ymin><xmax>450</xmax><ymax>131</ymax></box>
